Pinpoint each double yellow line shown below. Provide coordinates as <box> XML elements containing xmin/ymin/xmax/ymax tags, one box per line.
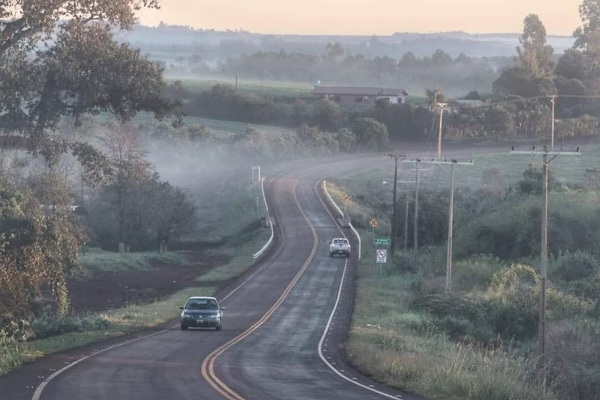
<box><xmin>200</xmin><ymin>178</ymin><xmax>319</xmax><ymax>400</ymax></box>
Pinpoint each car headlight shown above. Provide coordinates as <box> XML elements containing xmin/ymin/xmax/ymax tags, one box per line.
<box><xmin>181</xmin><ymin>312</ymin><xmax>192</xmax><ymax>318</ymax></box>
<box><xmin>208</xmin><ymin>314</ymin><xmax>220</xmax><ymax>319</ymax></box>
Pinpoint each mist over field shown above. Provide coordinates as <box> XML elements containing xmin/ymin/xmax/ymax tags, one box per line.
<box><xmin>117</xmin><ymin>25</ymin><xmax>576</xmax><ymax>97</ymax></box>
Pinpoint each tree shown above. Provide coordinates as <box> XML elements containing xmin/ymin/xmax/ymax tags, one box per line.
<box><xmin>0</xmin><ymin>180</ymin><xmax>86</xmax><ymax>321</ymax></box>
<box><xmin>573</xmin><ymin>0</ymin><xmax>600</xmax><ymax>94</ymax></box>
<box><xmin>144</xmin><ymin>176</ymin><xmax>196</xmax><ymax>253</ymax></box>
<box><xmin>352</xmin><ymin>117</ymin><xmax>389</xmax><ymax>151</ymax></box>
<box><xmin>326</xmin><ymin>42</ymin><xmax>345</xmax><ymax>58</ymax></box>
<box><xmin>516</xmin><ymin>164</ymin><xmax>561</xmax><ymax>195</ymax></box>
<box><xmin>0</xmin><ymin>1</ymin><xmax>179</xmax><ymax>151</ymax></box>
<box><xmin>315</xmin><ymin>99</ymin><xmax>345</xmax><ymax>131</ymax></box>
<box><xmin>574</xmin><ymin>0</ymin><xmax>600</xmax><ymax>51</ymax></box>
<box><xmin>516</xmin><ymin>14</ymin><xmax>554</xmax><ymax>78</ymax></box>
<box><xmin>103</xmin><ymin>124</ymin><xmax>153</xmax><ymax>252</ymax></box>
<box><xmin>493</xmin><ymin>15</ymin><xmax>556</xmax><ymax>98</ymax></box>
<box><xmin>483</xmin><ymin>106</ymin><xmax>512</xmax><ymax>141</ymax></box>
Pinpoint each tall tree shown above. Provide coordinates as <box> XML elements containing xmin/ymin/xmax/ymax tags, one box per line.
<box><xmin>516</xmin><ymin>14</ymin><xmax>554</xmax><ymax>78</ymax></box>
<box><xmin>574</xmin><ymin>0</ymin><xmax>600</xmax><ymax>51</ymax></box>
<box><xmin>573</xmin><ymin>0</ymin><xmax>600</xmax><ymax>94</ymax></box>
<box><xmin>104</xmin><ymin>124</ymin><xmax>152</xmax><ymax>253</ymax></box>
<box><xmin>493</xmin><ymin>14</ymin><xmax>555</xmax><ymax>98</ymax></box>
<box><xmin>0</xmin><ymin>1</ymin><xmax>179</xmax><ymax>154</ymax></box>
<box><xmin>144</xmin><ymin>176</ymin><xmax>196</xmax><ymax>253</ymax></box>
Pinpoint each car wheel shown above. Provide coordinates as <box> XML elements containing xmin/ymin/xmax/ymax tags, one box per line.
<box><xmin>215</xmin><ymin>325</ymin><xmax>222</xmax><ymax>331</ymax></box>
<box><xmin>180</xmin><ymin>323</ymin><xmax>188</xmax><ymax>331</ymax></box>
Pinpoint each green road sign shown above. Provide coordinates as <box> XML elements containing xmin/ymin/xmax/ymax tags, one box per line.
<box><xmin>373</xmin><ymin>238</ymin><xmax>391</xmax><ymax>245</ymax></box>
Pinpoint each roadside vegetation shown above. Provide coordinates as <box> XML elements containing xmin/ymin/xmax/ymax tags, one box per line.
<box><xmin>327</xmin><ymin>144</ymin><xmax>600</xmax><ymax>400</ymax></box>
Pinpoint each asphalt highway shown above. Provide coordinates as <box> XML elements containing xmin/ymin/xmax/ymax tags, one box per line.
<box><xmin>0</xmin><ymin>155</ymin><xmax>423</xmax><ymax>400</ymax></box>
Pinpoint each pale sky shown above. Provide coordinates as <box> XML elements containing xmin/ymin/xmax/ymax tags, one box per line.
<box><xmin>138</xmin><ymin>0</ymin><xmax>582</xmax><ymax>36</ymax></box>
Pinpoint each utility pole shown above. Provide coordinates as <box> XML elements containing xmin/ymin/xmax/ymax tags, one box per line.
<box><xmin>386</xmin><ymin>153</ymin><xmax>407</xmax><ymax>259</ymax></box>
<box><xmin>437</xmin><ymin>103</ymin><xmax>447</xmax><ymax>160</ymax></box>
<box><xmin>401</xmin><ymin>158</ymin><xmax>423</xmax><ymax>269</ymax></box>
<box><xmin>414</xmin><ymin>159</ymin><xmax>420</xmax><ymax>268</ymax></box>
<box><xmin>511</xmin><ymin>145</ymin><xmax>581</xmax><ymax>385</ymax></box>
<box><xmin>422</xmin><ymin>158</ymin><xmax>474</xmax><ymax>295</ymax></box>
<box><xmin>550</xmin><ymin>95</ymin><xmax>555</xmax><ymax>151</ymax></box>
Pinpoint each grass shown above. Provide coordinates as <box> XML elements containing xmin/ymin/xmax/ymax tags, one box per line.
<box><xmin>1</xmin><ymin>287</ymin><xmax>215</xmax><ymax>373</ymax></box>
<box><xmin>322</xmin><ymin>174</ymin><xmax>559</xmax><ymax>399</ymax></box>
<box><xmin>331</xmin><ymin>142</ymin><xmax>600</xmax><ymax>202</ymax></box>
<box><xmin>22</xmin><ymin>287</ymin><xmax>213</xmax><ymax>359</ymax></box>
<box><xmin>79</xmin><ymin>248</ymin><xmax>193</xmax><ymax>274</ymax></box>
<box><xmin>345</xmin><ymin>240</ymin><xmax>555</xmax><ymax>400</ymax></box>
<box><xmin>169</xmin><ymin>77</ymin><xmax>315</xmax><ymax>98</ymax></box>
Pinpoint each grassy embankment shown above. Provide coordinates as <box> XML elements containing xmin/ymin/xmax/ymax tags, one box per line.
<box><xmin>325</xmin><ymin>145</ymin><xmax>600</xmax><ymax>400</ymax></box>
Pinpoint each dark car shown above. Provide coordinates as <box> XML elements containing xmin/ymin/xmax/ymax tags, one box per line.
<box><xmin>179</xmin><ymin>296</ymin><xmax>224</xmax><ymax>331</ymax></box>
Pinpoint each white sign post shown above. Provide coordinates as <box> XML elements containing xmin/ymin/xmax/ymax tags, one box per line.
<box><xmin>376</xmin><ymin>249</ymin><xmax>387</xmax><ymax>263</ymax></box>
<box><xmin>376</xmin><ymin>249</ymin><xmax>387</xmax><ymax>275</ymax></box>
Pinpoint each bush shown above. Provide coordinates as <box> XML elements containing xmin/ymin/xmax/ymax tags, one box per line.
<box><xmin>0</xmin><ymin>321</ymin><xmax>31</xmax><ymax>375</ymax></box>
<box><xmin>550</xmin><ymin>250</ymin><xmax>600</xmax><ymax>283</ymax></box>
<box><xmin>452</xmin><ymin>254</ymin><xmax>507</xmax><ymax>293</ymax></box>
<box><xmin>31</xmin><ymin>314</ymin><xmax>110</xmax><ymax>339</ymax></box>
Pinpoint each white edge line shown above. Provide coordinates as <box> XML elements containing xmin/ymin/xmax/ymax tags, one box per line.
<box><xmin>317</xmin><ymin>261</ymin><xmax>402</xmax><ymax>399</ymax></box>
<box><xmin>32</xmin><ymin>329</ymin><xmax>168</xmax><ymax>400</ymax></box>
<box><xmin>317</xmin><ymin>176</ymin><xmax>400</xmax><ymax>399</ymax></box>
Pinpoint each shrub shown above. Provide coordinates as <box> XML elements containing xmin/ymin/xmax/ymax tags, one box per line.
<box><xmin>550</xmin><ymin>250</ymin><xmax>600</xmax><ymax>283</ymax></box>
<box><xmin>31</xmin><ymin>314</ymin><xmax>110</xmax><ymax>339</ymax></box>
<box><xmin>452</xmin><ymin>254</ymin><xmax>507</xmax><ymax>293</ymax></box>
<box><xmin>0</xmin><ymin>321</ymin><xmax>31</xmax><ymax>375</ymax></box>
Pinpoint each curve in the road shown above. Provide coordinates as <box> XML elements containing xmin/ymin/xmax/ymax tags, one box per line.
<box><xmin>202</xmin><ymin>177</ymin><xmax>320</xmax><ymax>399</ymax></box>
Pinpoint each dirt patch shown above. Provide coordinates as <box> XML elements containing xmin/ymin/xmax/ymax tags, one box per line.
<box><xmin>67</xmin><ymin>252</ymin><xmax>228</xmax><ymax>313</ymax></box>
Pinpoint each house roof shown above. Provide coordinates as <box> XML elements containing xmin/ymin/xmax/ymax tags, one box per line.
<box><xmin>311</xmin><ymin>86</ymin><xmax>408</xmax><ymax>97</ymax></box>
<box><xmin>379</xmin><ymin>88</ymin><xmax>409</xmax><ymax>96</ymax></box>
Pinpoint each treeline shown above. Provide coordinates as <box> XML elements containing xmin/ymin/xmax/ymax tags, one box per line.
<box><xmin>171</xmin><ymin>80</ymin><xmax>600</xmax><ymax>144</ymax></box>
<box><xmin>176</xmin><ymin>46</ymin><xmax>499</xmax><ymax>96</ymax></box>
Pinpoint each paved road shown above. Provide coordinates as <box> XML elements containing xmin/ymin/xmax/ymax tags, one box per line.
<box><xmin>0</xmin><ymin>155</ymin><xmax>423</xmax><ymax>400</ymax></box>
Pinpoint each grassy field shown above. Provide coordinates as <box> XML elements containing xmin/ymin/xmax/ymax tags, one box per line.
<box><xmin>336</xmin><ymin>142</ymin><xmax>600</xmax><ymax>202</ymax></box>
<box><xmin>168</xmin><ymin>77</ymin><xmax>315</xmax><ymax>98</ymax></box>
<box><xmin>79</xmin><ymin>248</ymin><xmax>193</xmax><ymax>273</ymax></box>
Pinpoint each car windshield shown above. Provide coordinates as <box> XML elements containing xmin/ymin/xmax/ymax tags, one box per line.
<box><xmin>186</xmin><ymin>299</ymin><xmax>218</xmax><ymax>310</ymax></box>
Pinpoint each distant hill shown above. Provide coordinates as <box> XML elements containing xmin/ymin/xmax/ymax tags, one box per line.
<box><xmin>118</xmin><ymin>24</ymin><xmax>575</xmax><ymax>61</ymax></box>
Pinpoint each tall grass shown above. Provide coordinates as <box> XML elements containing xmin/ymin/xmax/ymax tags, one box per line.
<box><xmin>346</xmin><ymin>245</ymin><xmax>555</xmax><ymax>399</ymax></box>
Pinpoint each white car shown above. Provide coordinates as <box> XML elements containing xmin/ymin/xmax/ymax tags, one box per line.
<box><xmin>329</xmin><ymin>238</ymin><xmax>351</xmax><ymax>257</ymax></box>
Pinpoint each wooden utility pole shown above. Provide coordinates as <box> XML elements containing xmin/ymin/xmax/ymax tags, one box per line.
<box><xmin>386</xmin><ymin>153</ymin><xmax>406</xmax><ymax>259</ymax></box>
<box><xmin>511</xmin><ymin>146</ymin><xmax>581</xmax><ymax>385</ymax></box>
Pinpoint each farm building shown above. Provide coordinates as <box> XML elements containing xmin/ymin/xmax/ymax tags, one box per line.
<box><xmin>311</xmin><ymin>86</ymin><xmax>409</xmax><ymax>105</ymax></box>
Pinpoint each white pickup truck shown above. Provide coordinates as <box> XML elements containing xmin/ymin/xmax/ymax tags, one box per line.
<box><xmin>329</xmin><ymin>238</ymin><xmax>351</xmax><ymax>258</ymax></box>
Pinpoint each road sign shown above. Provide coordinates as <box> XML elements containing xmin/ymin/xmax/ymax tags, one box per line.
<box><xmin>369</xmin><ymin>218</ymin><xmax>378</xmax><ymax>228</ymax></box>
<box><xmin>373</xmin><ymin>238</ymin><xmax>391</xmax><ymax>245</ymax></box>
<box><xmin>376</xmin><ymin>249</ymin><xmax>387</xmax><ymax>263</ymax></box>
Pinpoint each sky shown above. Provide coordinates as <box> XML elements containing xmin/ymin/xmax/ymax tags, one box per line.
<box><xmin>138</xmin><ymin>0</ymin><xmax>582</xmax><ymax>36</ymax></box>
